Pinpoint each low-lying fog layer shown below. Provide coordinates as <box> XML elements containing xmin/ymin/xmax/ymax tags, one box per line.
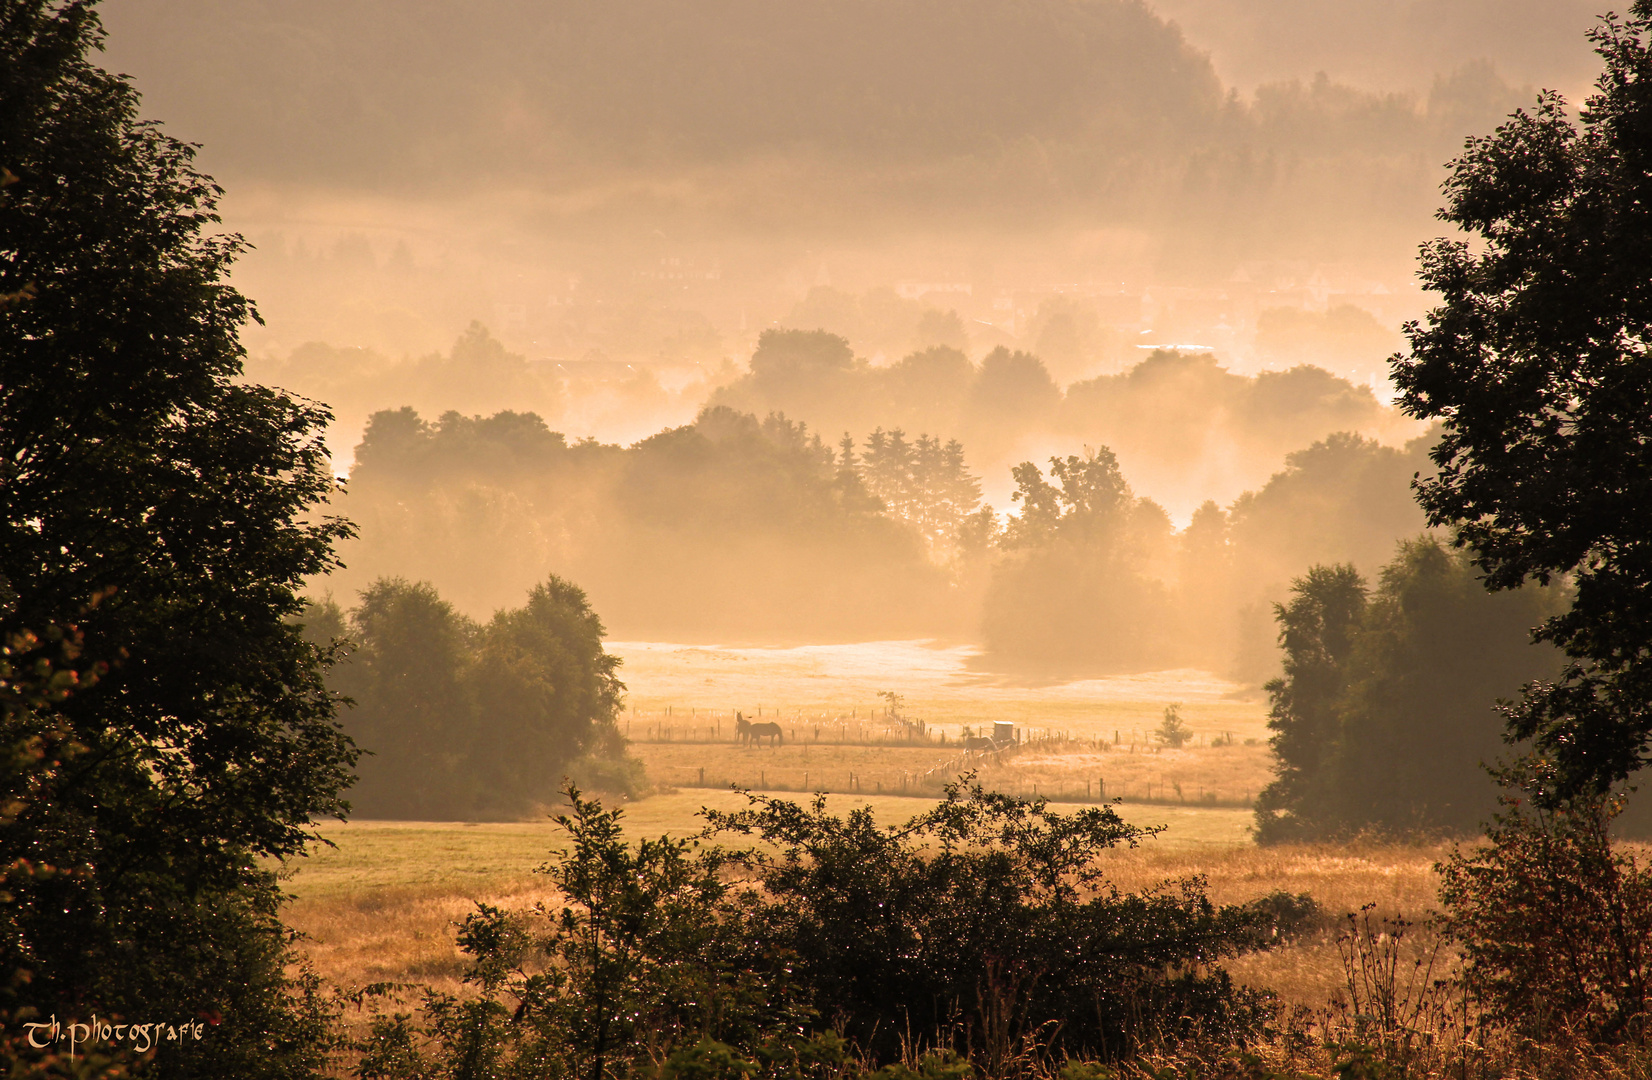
<box><xmin>95</xmin><ymin>0</ymin><xmax>1587</xmax><ymax>677</ymax></box>
<box><xmin>101</xmin><ymin>0</ymin><xmax>1600</xmax><ymax>387</ymax></box>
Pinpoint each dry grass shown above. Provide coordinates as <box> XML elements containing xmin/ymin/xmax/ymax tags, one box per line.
<box><xmin>289</xmin><ymin>653</ymin><xmax>1440</xmax><ymax>1040</ymax></box>
<box><xmin>966</xmin><ymin>739</ymin><xmax>1272</xmax><ymax>805</ymax></box>
<box><xmin>1088</xmin><ymin>839</ymin><xmax>1452</xmax><ymax>1009</ymax></box>
<box><xmin>293</xmin><ymin>812</ymin><xmax>1652</xmax><ymax>1079</ymax></box>
<box><xmin>289</xmin><ymin>650</ymin><xmax>1652</xmax><ymax>1074</ymax></box>
<box><xmin>613</xmin><ymin>641</ymin><xmax>1274</xmax><ymax>813</ymax></box>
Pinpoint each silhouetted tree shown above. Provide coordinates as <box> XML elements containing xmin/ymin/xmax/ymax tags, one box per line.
<box><xmin>1227</xmin><ymin>432</ymin><xmax>1431</xmax><ymax>587</ymax></box>
<box><xmin>469</xmin><ymin>577</ymin><xmax>627</xmax><ymax>817</ymax></box>
<box><xmin>1392</xmin><ymin>3</ymin><xmax>1652</xmax><ymax>800</ymax></box>
<box><xmin>749</xmin><ymin>328</ymin><xmax>853</xmax><ymax>376</ymax></box>
<box><xmin>338</xmin><ymin>404</ymin><xmax>949</xmax><ymax>640</ymax></box>
<box><xmin>878</xmin><ymin>344</ymin><xmax>974</xmax><ymax>432</ymax></box>
<box><xmin>858</xmin><ymin>428</ymin><xmax>982</xmax><ymax>556</ymax></box>
<box><xmin>335</xmin><ymin>576</ymin><xmax>630</xmax><ymax>820</ymax></box>
<box><xmin>1255</xmin><ymin>564</ymin><xmax>1368</xmax><ymax>842</ymax></box>
<box><xmin>1</xmin><ymin>2</ymin><xmax>351</xmax><ymax>1071</ymax></box>
<box><xmin>337</xmin><ymin>578</ymin><xmax>478</xmax><ymax>818</ymax></box>
<box><xmin>1000</xmin><ymin>448</ymin><xmax>1136</xmax><ymax>551</ymax></box>
<box><xmin>911</xmin><ymin>308</ymin><xmax>968</xmax><ymax>352</ymax></box>
<box><xmin>966</xmin><ymin>347</ymin><xmax>1060</xmax><ymax>445</ymax></box>
<box><xmin>1331</xmin><ymin>541</ymin><xmax>1562</xmax><ymax>831</ymax></box>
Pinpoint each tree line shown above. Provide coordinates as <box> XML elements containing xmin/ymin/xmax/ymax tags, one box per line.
<box><xmin>332</xmin><ymin>399</ymin><xmax>1431</xmax><ymax>674</ymax></box>
<box><xmin>709</xmin><ymin>329</ymin><xmax>1400</xmax><ymax>496</ymax></box>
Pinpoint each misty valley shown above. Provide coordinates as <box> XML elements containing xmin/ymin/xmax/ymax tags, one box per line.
<box><xmin>6</xmin><ymin>1</ymin><xmax>1652</xmax><ymax>1079</ymax></box>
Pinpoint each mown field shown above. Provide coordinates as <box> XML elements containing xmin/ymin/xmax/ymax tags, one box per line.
<box><xmin>627</xmin><ymin>736</ymin><xmax>1273</xmax><ymax>806</ymax></box>
<box><xmin>607</xmin><ymin>640</ymin><xmax>1270</xmax><ymax>741</ymax></box>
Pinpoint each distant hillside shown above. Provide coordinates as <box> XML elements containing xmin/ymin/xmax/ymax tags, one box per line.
<box><xmin>101</xmin><ymin>0</ymin><xmax>1528</xmax><ymax>245</ymax></box>
<box><xmin>106</xmin><ymin>0</ymin><xmax>1216</xmax><ymax>185</ymax></box>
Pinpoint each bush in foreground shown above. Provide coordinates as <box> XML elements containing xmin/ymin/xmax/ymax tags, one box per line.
<box><xmin>352</xmin><ymin>780</ymin><xmax>1302</xmax><ymax>1079</ymax></box>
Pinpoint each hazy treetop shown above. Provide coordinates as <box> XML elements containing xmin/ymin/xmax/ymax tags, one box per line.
<box><xmin>1151</xmin><ymin>0</ymin><xmax>1601</xmax><ymax>100</ymax></box>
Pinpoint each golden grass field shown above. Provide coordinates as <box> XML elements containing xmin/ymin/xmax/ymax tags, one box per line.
<box><xmin>283</xmin><ymin>643</ymin><xmax>1450</xmax><ymax>1027</ymax></box>
<box><xmin>281</xmin><ymin>794</ymin><xmax>1450</xmax><ymax>1018</ymax></box>
<box><xmin>627</xmin><ymin>737</ymin><xmax>1274</xmax><ymax>806</ymax></box>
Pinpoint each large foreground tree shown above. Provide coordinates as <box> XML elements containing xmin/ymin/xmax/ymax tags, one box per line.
<box><xmin>1392</xmin><ymin>2</ymin><xmax>1652</xmax><ymax>800</ymax></box>
<box><xmin>1</xmin><ymin>1</ymin><xmax>354</xmax><ymax>1074</ymax></box>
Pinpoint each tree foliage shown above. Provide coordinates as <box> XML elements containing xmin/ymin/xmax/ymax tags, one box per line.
<box><xmin>319</xmin><ymin>576</ymin><xmax>631</xmax><ymax>820</ymax></box>
<box><xmin>857</xmin><ymin>428</ymin><xmax>982</xmax><ymax>559</ymax></box>
<box><xmin>336</xmin><ymin>404</ymin><xmax>951</xmax><ymax>640</ymax></box>
<box><xmin>1256</xmin><ymin>539</ymin><xmax>1562</xmax><ymax>841</ymax></box>
<box><xmin>1155</xmin><ymin>703</ymin><xmax>1191</xmax><ymax>749</ymax></box>
<box><xmin>333</xmin><ymin>392</ymin><xmax>1431</xmax><ymax>671</ymax></box>
<box><xmin>1391</xmin><ymin>1</ymin><xmax>1652</xmax><ymax>798</ymax></box>
<box><xmin>982</xmin><ymin>448</ymin><xmax>1175</xmax><ymax>673</ymax></box>
<box><xmin>1254</xmin><ymin>564</ymin><xmax>1369</xmax><ymax>841</ymax></box>
<box><xmin>1</xmin><ymin>1</ymin><xmax>351</xmax><ymax>1073</ymax></box>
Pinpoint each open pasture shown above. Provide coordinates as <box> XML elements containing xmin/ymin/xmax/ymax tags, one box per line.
<box><xmin>612</xmin><ymin>640</ymin><xmax>1275</xmax><ymax>806</ymax></box>
<box><xmin>629</xmin><ymin>734</ymin><xmax>1273</xmax><ymax>806</ymax></box>
<box><xmin>608</xmin><ymin>639</ymin><xmax>1271</xmax><ymax>745</ymax></box>
<box><xmin>286</xmin><ymin>647</ymin><xmax>1298</xmax><ymax>1013</ymax></box>
<box><xmin>282</xmin><ymin>792</ymin><xmax>1256</xmax><ymax>1000</ymax></box>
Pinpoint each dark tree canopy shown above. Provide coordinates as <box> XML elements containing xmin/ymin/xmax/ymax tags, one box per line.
<box><xmin>330</xmin><ymin>580</ymin><xmax>477</xmax><ymax>818</ymax></box>
<box><xmin>1393</xmin><ymin>3</ymin><xmax>1652</xmax><ymax>798</ymax></box>
<box><xmin>1</xmin><ymin>1</ymin><xmax>352</xmax><ymax>1071</ymax></box>
<box><xmin>1257</xmin><ymin>540</ymin><xmax>1564</xmax><ymax>842</ymax></box>
<box><xmin>324</xmin><ymin>575</ymin><xmax>630</xmax><ymax>820</ymax></box>
<box><xmin>1253</xmin><ymin>563</ymin><xmax>1368</xmax><ymax>841</ymax></box>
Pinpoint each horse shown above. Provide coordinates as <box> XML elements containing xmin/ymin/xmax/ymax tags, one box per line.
<box><xmin>735</xmin><ymin>711</ymin><xmax>783</xmax><ymax>747</ymax></box>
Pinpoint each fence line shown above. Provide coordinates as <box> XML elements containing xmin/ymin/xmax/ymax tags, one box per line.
<box><xmin>662</xmin><ymin>770</ymin><xmax>1253</xmax><ymax>808</ymax></box>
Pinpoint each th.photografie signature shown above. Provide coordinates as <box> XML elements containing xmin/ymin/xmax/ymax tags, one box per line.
<box><xmin>21</xmin><ymin>1014</ymin><xmax>208</xmax><ymax>1055</ymax></box>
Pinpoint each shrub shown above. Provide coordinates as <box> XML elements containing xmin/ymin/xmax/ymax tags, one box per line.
<box><xmin>1155</xmin><ymin>704</ymin><xmax>1191</xmax><ymax>749</ymax></box>
<box><xmin>1437</xmin><ymin>764</ymin><xmax>1652</xmax><ymax>1043</ymax></box>
<box><xmin>352</xmin><ymin>781</ymin><xmax>1298</xmax><ymax>1078</ymax></box>
<box><xmin>705</xmin><ymin>781</ymin><xmax>1284</xmax><ymax>1064</ymax></box>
